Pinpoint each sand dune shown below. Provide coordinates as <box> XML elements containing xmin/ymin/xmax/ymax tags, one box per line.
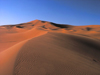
<box><xmin>0</xmin><ymin>20</ymin><xmax>100</xmax><ymax>75</ymax></box>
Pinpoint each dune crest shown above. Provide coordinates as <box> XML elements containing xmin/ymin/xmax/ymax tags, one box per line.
<box><xmin>0</xmin><ymin>20</ymin><xmax>100</xmax><ymax>75</ymax></box>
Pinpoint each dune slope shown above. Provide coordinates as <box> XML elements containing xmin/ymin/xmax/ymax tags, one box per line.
<box><xmin>0</xmin><ymin>20</ymin><xmax>100</xmax><ymax>75</ymax></box>
<box><xmin>13</xmin><ymin>32</ymin><xmax>100</xmax><ymax>75</ymax></box>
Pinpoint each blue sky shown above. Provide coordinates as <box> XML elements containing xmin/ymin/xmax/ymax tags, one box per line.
<box><xmin>0</xmin><ymin>0</ymin><xmax>100</xmax><ymax>26</ymax></box>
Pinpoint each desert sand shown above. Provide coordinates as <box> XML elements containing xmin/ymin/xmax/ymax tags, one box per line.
<box><xmin>0</xmin><ymin>19</ymin><xmax>100</xmax><ymax>75</ymax></box>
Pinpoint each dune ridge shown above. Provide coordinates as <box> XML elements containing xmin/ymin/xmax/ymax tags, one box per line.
<box><xmin>13</xmin><ymin>32</ymin><xmax>100</xmax><ymax>75</ymax></box>
<box><xmin>0</xmin><ymin>19</ymin><xmax>100</xmax><ymax>75</ymax></box>
<box><xmin>0</xmin><ymin>25</ymin><xmax>47</xmax><ymax>75</ymax></box>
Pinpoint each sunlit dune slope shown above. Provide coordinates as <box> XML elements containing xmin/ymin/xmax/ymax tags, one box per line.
<box><xmin>0</xmin><ymin>19</ymin><xmax>100</xmax><ymax>75</ymax></box>
<box><xmin>0</xmin><ymin>28</ymin><xmax>47</xmax><ymax>75</ymax></box>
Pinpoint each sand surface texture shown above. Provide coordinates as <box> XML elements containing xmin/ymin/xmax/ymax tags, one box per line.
<box><xmin>0</xmin><ymin>20</ymin><xmax>100</xmax><ymax>75</ymax></box>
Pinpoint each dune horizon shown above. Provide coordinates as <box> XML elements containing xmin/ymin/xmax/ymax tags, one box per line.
<box><xmin>0</xmin><ymin>20</ymin><xmax>100</xmax><ymax>75</ymax></box>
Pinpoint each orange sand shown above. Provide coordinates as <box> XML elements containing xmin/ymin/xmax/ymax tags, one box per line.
<box><xmin>0</xmin><ymin>20</ymin><xmax>100</xmax><ymax>75</ymax></box>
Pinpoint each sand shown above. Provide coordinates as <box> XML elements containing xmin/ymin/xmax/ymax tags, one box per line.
<box><xmin>0</xmin><ymin>20</ymin><xmax>100</xmax><ymax>75</ymax></box>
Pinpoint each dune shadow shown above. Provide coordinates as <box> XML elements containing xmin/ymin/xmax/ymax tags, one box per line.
<box><xmin>86</xmin><ymin>27</ymin><xmax>92</xmax><ymax>31</ymax></box>
<box><xmin>16</xmin><ymin>25</ymin><xmax>24</xmax><ymax>28</ymax></box>
<box><xmin>70</xmin><ymin>35</ymin><xmax>100</xmax><ymax>50</ymax></box>
<box><xmin>50</xmin><ymin>22</ymin><xmax>72</xmax><ymax>28</ymax></box>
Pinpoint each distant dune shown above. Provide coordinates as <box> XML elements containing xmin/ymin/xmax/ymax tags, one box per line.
<box><xmin>0</xmin><ymin>20</ymin><xmax>100</xmax><ymax>75</ymax></box>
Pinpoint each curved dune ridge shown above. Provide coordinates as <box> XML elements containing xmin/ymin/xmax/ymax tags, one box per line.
<box><xmin>0</xmin><ymin>19</ymin><xmax>100</xmax><ymax>75</ymax></box>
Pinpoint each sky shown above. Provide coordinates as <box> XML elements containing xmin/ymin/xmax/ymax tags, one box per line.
<box><xmin>0</xmin><ymin>0</ymin><xmax>100</xmax><ymax>26</ymax></box>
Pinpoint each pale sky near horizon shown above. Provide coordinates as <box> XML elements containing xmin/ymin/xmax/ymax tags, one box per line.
<box><xmin>0</xmin><ymin>0</ymin><xmax>100</xmax><ymax>26</ymax></box>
